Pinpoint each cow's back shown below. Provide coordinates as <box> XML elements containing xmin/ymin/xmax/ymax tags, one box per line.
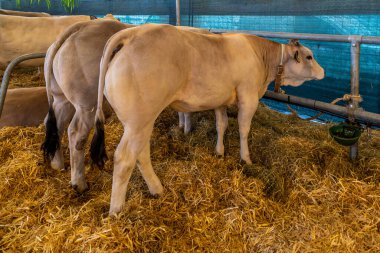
<box><xmin>0</xmin><ymin>8</ymin><xmax>50</xmax><ymax>17</ymax></box>
<box><xmin>0</xmin><ymin>15</ymin><xmax>91</xmax><ymax>67</ymax></box>
<box><xmin>0</xmin><ymin>87</ymin><xmax>48</xmax><ymax>127</ymax></box>
<box><xmin>115</xmin><ymin>24</ymin><xmax>244</xmax><ymax>74</ymax></box>
<box><xmin>65</xmin><ymin>19</ymin><xmax>132</xmax><ymax>68</ymax></box>
<box><xmin>67</xmin><ymin>19</ymin><xmax>131</xmax><ymax>52</ymax></box>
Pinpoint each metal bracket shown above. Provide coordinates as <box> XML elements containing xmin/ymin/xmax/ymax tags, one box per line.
<box><xmin>348</xmin><ymin>35</ymin><xmax>363</xmax><ymax>47</ymax></box>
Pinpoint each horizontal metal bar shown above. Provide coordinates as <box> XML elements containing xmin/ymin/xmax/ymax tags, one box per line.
<box><xmin>0</xmin><ymin>53</ymin><xmax>46</xmax><ymax>118</ymax></box>
<box><xmin>210</xmin><ymin>29</ymin><xmax>380</xmax><ymax>44</ymax></box>
<box><xmin>264</xmin><ymin>91</ymin><xmax>380</xmax><ymax>127</ymax></box>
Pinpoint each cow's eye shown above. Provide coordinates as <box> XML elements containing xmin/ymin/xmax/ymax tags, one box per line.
<box><xmin>306</xmin><ymin>55</ymin><xmax>313</xmax><ymax>60</ymax></box>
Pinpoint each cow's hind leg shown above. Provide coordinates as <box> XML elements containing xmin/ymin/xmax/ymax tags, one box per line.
<box><xmin>110</xmin><ymin>123</ymin><xmax>155</xmax><ymax>215</ymax></box>
<box><xmin>215</xmin><ymin>106</ymin><xmax>228</xmax><ymax>156</ymax></box>
<box><xmin>51</xmin><ymin>99</ymin><xmax>75</xmax><ymax>170</ymax></box>
<box><xmin>43</xmin><ymin>97</ymin><xmax>74</xmax><ymax>170</ymax></box>
<box><xmin>137</xmin><ymin>141</ymin><xmax>163</xmax><ymax>196</ymax></box>
<box><xmin>178</xmin><ymin>112</ymin><xmax>185</xmax><ymax>128</ymax></box>
<box><xmin>68</xmin><ymin>107</ymin><xmax>94</xmax><ymax>193</ymax></box>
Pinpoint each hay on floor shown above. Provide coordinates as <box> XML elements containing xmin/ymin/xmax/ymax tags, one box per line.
<box><xmin>0</xmin><ymin>102</ymin><xmax>379</xmax><ymax>252</ymax></box>
<box><xmin>0</xmin><ymin>67</ymin><xmax>44</xmax><ymax>89</ymax></box>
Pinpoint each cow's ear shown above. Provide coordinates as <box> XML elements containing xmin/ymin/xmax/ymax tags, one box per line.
<box><xmin>289</xmin><ymin>39</ymin><xmax>300</xmax><ymax>47</ymax></box>
<box><xmin>294</xmin><ymin>50</ymin><xmax>301</xmax><ymax>63</ymax></box>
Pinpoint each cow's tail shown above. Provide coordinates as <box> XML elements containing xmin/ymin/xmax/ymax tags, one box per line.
<box><xmin>90</xmin><ymin>30</ymin><xmax>128</xmax><ymax>168</ymax></box>
<box><xmin>41</xmin><ymin>21</ymin><xmax>87</xmax><ymax>161</ymax></box>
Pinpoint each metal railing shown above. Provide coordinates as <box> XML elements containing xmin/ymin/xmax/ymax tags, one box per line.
<box><xmin>174</xmin><ymin>2</ymin><xmax>380</xmax><ymax>160</ymax></box>
<box><xmin>210</xmin><ymin>30</ymin><xmax>380</xmax><ymax>44</ymax></box>
<box><xmin>208</xmin><ymin>29</ymin><xmax>380</xmax><ymax>159</ymax></box>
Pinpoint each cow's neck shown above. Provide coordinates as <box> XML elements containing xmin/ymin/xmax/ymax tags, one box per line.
<box><xmin>261</xmin><ymin>42</ymin><xmax>288</xmax><ymax>88</ymax></box>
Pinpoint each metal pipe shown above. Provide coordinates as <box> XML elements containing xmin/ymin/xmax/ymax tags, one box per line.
<box><xmin>349</xmin><ymin>36</ymin><xmax>362</xmax><ymax>160</ymax></box>
<box><xmin>349</xmin><ymin>36</ymin><xmax>362</xmax><ymax>108</ymax></box>
<box><xmin>210</xmin><ymin>29</ymin><xmax>380</xmax><ymax>44</ymax></box>
<box><xmin>0</xmin><ymin>53</ymin><xmax>46</xmax><ymax>118</ymax></box>
<box><xmin>176</xmin><ymin>0</ymin><xmax>181</xmax><ymax>26</ymax></box>
<box><xmin>264</xmin><ymin>91</ymin><xmax>380</xmax><ymax>127</ymax></box>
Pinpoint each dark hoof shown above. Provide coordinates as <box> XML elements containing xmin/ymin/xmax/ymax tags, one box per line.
<box><xmin>151</xmin><ymin>193</ymin><xmax>161</xmax><ymax>199</ymax></box>
<box><xmin>72</xmin><ymin>184</ymin><xmax>78</xmax><ymax>192</ymax></box>
<box><xmin>239</xmin><ymin>159</ymin><xmax>253</xmax><ymax>167</ymax></box>
<box><xmin>71</xmin><ymin>183</ymin><xmax>89</xmax><ymax>194</ymax></box>
<box><xmin>143</xmin><ymin>191</ymin><xmax>161</xmax><ymax>199</ymax></box>
<box><xmin>239</xmin><ymin>159</ymin><xmax>247</xmax><ymax>166</ymax></box>
<box><xmin>215</xmin><ymin>154</ymin><xmax>224</xmax><ymax>159</ymax></box>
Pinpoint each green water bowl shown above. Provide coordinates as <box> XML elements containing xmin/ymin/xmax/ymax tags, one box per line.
<box><xmin>329</xmin><ymin>123</ymin><xmax>363</xmax><ymax>146</ymax></box>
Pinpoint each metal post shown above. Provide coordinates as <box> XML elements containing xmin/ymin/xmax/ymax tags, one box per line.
<box><xmin>0</xmin><ymin>53</ymin><xmax>46</xmax><ymax>118</ymax></box>
<box><xmin>349</xmin><ymin>36</ymin><xmax>362</xmax><ymax>160</ymax></box>
<box><xmin>176</xmin><ymin>0</ymin><xmax>181</xmax><ymax>26</ymax></box>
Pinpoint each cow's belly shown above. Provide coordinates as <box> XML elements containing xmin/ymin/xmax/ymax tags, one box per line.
<box><xmin>170</xmin><ymin>88</ymin><xmax>237</xmax><ymax>112</ymax></box>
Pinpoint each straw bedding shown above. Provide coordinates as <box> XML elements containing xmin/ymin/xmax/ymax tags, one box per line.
<box><xmin>0</xmin><ymin>68</ymin><xmax>44</xmax><ymax>89</ymax></box>
<box><xmin>0</xmin><ymin>71</ymin><xmax>379</xmax><ymax>252</ymax></box>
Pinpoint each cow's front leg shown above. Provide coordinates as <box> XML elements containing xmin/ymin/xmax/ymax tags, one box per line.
<box><xmin>215</xmin><ymin>106</ymin><xmax>228</xmax><ymax>156</ymax></box>
<box><xmin>178</xmin><ymin>112</ymin><xmax>192</xmax><ymax>134</ymax></box>
<box><xmin>183</xmin><ymin>113</ymin><xmax>192</xmax><ymax>134</ymax></box>
<box><xmin>31</xmin><ymin>67</ymin><xmax>44</xmax><ymax>81</ymax></box>
<box><xmin>178</xmin><ymin>112</ymin><xmax>185</xmax><ymax>128</ymax></box>
<box><xmin>237</xmin><ymin>95</ymin><xmax>259</xmax><ymax>165</ymax></box>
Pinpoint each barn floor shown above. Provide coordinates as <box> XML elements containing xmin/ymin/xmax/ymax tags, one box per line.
<box><xmin>1</xmin><ymin>71</ymin><xmax>380</xmax><ymax>252</ymax></box>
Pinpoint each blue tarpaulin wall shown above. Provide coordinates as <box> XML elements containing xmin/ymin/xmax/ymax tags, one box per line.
<box><xmin>1</xmin><ymin>0</ymin><xmax>380</xmax><ymax>118</ymax></box>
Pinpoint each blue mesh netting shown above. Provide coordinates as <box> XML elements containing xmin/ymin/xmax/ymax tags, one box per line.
<box><xmin>111</xmin><ymin>15</ymin><xmax>169</xmax><ymax>25</ymax></box>
<box><xmin>181</xmin><ymin>14</ymin><xmax>380</xmax><ymax>115</ymax></box>
<box><xmin>1</xmin><ymin>0</ymin><xmax>380</xmax><ymax>117</ymax></box>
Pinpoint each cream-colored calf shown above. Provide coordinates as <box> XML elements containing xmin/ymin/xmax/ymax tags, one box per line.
<box><xmin>41</xmin><ymin>19</ymin><xmax>133</xmax><ymax>193</ymax></box>
<box><xmin>91</xmin><ymin>24</ymin><xmax>325</xmax><ymax>214</ymax></box>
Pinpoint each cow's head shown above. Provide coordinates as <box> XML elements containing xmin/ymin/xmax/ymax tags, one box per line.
<box><xmin>102</xmin><ymin>13</ymin><xmax>119</xmax><ymax>21</ymax></box>
<box><xmin>282</xmin><ymin>39</ymin><xmax>325</xmax><ymax>86</ymax></box>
